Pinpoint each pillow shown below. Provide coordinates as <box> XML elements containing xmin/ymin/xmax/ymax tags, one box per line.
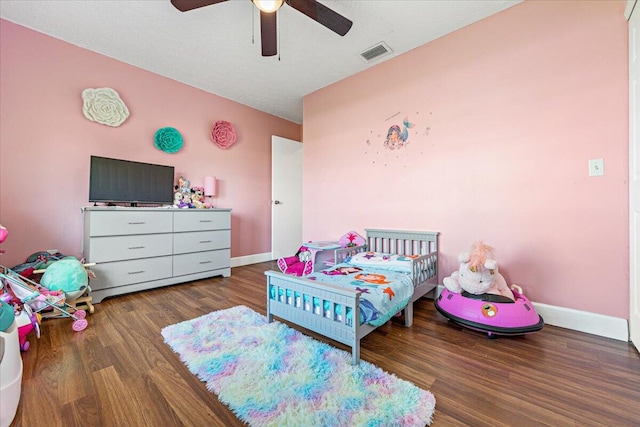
<box><xmin>346</xmin><ymin>251</ymin><xmax>419</xmax><ymax>273</ymax></box>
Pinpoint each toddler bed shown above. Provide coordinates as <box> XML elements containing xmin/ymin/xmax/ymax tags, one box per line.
<box><xmin>265</xmin><ymin>229</ymin><xmax>439</xmax><ymax>365</ymax></box>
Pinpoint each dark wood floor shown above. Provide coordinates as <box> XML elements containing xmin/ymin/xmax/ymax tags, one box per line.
<box><xmin>8</xmin><ymin>261</ymin><xmax>640</xmax><ymax>426</ymax></box>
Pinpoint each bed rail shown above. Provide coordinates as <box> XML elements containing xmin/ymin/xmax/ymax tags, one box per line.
<box><xmin>333</xmin><ymin>244</ymin><xmax>368</xmax><ymax>264</ymax></box>
<box><xmin>365</xmin><ymin>228</ymin><xmax>438</xmax><ymax>256</ymax></box>
<box><xmin>266</xmin><ymin>271</ymin><xmax>376</xmax><ymax>364</ymax></box>
<box><xmin>366</xmin><ymin>229</ymin><xmax>439</xmax><ymax>288</ymax></box>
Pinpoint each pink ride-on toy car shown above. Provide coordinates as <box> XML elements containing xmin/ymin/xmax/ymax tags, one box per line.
<box><xmin>434</xmin><ymin>287</ymin><xmax>544</xmax><ymax>337</ymax></box>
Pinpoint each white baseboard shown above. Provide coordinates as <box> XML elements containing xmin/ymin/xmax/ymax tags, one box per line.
<box><xmin>532</xmin><ymin>302</ymin><xmax>629</xmax><ymax>342</ymax></box>
<box><xmin>434</xmin><ymin>285</ymin><xmax>629</xmax><ymax>342</ymax></box>
<box><xmin>231</xmin><ymin>252</ymin><xmax>273</xmax><ymax>268</ymax></box>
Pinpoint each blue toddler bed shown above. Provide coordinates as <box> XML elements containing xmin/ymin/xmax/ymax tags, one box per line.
<box><xmin>265</xmin><ymin>229</ymin><xmax>439</xmax><ymax>365</ymax></box>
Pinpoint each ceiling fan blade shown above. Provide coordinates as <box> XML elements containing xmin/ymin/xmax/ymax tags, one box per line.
<box><xmin>170</xmin><ymin>0</ymin><xmax>227</xmax><ymax>12</ymax></box>
<box><xmin>260</xmin><ymin>11</ymin><xmax>277</xmax><ymax>57</ymax></box>
<box><xmin>286</xmin><ymin>0</ymin><xmax>352</xmax><ymax>36</ymax></box>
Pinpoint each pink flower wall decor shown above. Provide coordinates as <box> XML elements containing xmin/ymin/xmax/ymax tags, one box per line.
<box><xmin>211</xmin><ymin>120</ymin><xmax>237</xmax><ymax>149</ymax></box>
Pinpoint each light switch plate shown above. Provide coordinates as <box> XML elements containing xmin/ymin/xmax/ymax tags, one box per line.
<box><xmin>588</xmin><ymin>159</ymin><xmax>604</xmax><ymax>177</ymax></box>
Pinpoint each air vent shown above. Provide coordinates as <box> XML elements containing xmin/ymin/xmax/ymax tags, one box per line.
<box><xmin>360</xmin><ymin>42</ymin><xmax>392</xmax><ymax>62</ymax></box>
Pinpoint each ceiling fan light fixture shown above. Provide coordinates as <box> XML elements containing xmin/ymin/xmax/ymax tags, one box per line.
<box><xmin>252</xmin><ymin>0</ymin><xmax>284</xmax><ymax>13</ymax></box>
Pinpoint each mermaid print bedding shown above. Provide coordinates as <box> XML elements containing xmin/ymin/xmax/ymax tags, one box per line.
<box><xmin>309</xmin><ymin>264</ymin><xmax>413</xmax><ymax>326</ymax></box>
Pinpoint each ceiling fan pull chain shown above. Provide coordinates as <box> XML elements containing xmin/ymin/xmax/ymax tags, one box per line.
<box><xmin>278</xmin><ymin>10</ymin><xmax>281</xmax><ymax>61</ymax></box>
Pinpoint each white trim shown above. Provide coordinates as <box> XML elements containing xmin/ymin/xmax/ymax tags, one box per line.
<box><xmin>231</xmin><ymin>252</ymin><xmax>273</xmax><ymax>268</ymax></box>
<box><xmin>626</xmin><ymin>0</ymin><xmax>637</xmax><ymax>20</ymax></box>
<box><xmin>533</xmin><ymin>303</ymin><xmax>629</xmax><ymax>342</ymax></box>
<box><xmin>433</xmin><ymin>285</ymin><xmax>629</xmax><ymax>342</ymax></box>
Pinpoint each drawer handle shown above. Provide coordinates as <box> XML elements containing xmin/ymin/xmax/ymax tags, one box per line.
<box><xmin>128</xmin><ymin>270</ymin><xmax>145</xmax><ymax>275</ymax></box>
<box><xmin>199</xmin><ymin>261</ymin><xmax>212</xmax><ymax>265</ymax></box>
<box><xmin>199</xmin><ymin>220</ymin><xmax>213</xmax><ymax>223</ymax></box>
<box><xmin>128</xmin><ymin>222</ymin><xmax>146</xmax><ymax>225</ymax></box>
<box><xmin>128</xmin><ymin>246</ymin><xmax>146</xmax><ymax>250</ymax></box>
<box><xmin>199</xmin><ymin>240</ymin><xmax>212</xmax><ymax>244</ymax></box>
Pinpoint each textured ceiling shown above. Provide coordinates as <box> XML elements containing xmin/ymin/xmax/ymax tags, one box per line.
<box><xmin>0</xmin><ymin>0</ymin><xmax>521</xmax><ymax>124</ymax></box>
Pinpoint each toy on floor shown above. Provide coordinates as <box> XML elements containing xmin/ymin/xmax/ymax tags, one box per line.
<box><xmin>14</xmin><ymin>304</ymin><xmax>40</xmax><ymax>352</ymax></box>
<box><xmin>1</xmin><ymin>266</ymin><xmax>88</xmax><ymax>333</ymax></box>
<box><xmin>0</xmin><ymin>295</ymin><xmax>14</xmax><ymax>332</ymax></box>
<box><xmin>277</xmin><ymin>245</ymin><xmax>313</xmax><ymax>276</ymax></box>
<box><xmin>435</xmin><ymin>241</ymin><xmax>544</xmax><ymax>337</ymax></box>
<box><xmin>10</xmin><ymin>250</ymin><xmax>67</xmax><ymax>278</ymax></box>
<box><xmin>40</xmin><ymin>258</ymin><xmax>90</xmax><ymax>300</ymax></box>
<box><xmin>36</xmin><ymin>257</ymin><xmax>96</xmax><ymax>315</ymax></box>
<box><xmin>10</xmin><ymin>250</ymin><xmax>96</xmax><ymax>314</ymax></box>
<box><xmin>1</xmin><ymin>229</ymin><xmax>91</xmax><ymax>334</ymax></box>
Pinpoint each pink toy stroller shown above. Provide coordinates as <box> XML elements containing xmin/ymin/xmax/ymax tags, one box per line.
<box><xmin>0</xmin><ymin>265</ymin><xmax>88</xmax><ymax>334</ymax></box>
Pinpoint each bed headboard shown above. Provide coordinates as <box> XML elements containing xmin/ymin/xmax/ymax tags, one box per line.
<box><xmin>365</xmin><ymin>229</ymin><xmax>439</xmax><ymax>256</ymax></box>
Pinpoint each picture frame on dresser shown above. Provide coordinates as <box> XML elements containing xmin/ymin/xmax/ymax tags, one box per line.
<box><xmin>81</xmin><ymin>207</ymin><xmax>231</xmax><ymax>303</ymax></box>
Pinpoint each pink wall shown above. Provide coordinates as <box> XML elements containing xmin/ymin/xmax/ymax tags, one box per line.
<box><xmin>303</xmin><ymin>1</ymin><xmax>629</xmax><ymax>318</ymax></box>
<box><xmin>0</xmin><ymin>20</ymin><xmax>301</xmax><ymax>268</ymax></box>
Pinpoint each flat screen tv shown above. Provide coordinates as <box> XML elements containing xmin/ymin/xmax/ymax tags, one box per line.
<box><xmin>89</xmin><ymin>156</ymin><xmax>175</xmax><ymax>206</ymax></box>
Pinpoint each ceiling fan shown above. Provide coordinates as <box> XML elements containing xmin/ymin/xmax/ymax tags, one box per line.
<box><xmin>170</xmin><ymin>0</ymin><xmax>353</xmax><ymax>57</ymax></box>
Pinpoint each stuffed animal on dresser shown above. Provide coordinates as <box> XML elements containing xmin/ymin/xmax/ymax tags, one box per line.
<box><xmin>191</xmin><ymin>187</ymin><xmax>206</xmax><ymax>209</ymax></box>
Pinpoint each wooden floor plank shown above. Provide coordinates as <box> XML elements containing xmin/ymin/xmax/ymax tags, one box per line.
<box><xmin>91</xmin><ymin>365</ymin><xmax>148</xmax><ymax>426</ymax></box>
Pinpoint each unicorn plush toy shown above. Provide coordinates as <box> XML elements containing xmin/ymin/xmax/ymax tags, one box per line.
<box><xmin>443</xmin><ymin>241</ymin><xmax>517</xmax><ymax>301</ymax></box>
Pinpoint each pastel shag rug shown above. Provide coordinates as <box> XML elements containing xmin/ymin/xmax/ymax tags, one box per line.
<box><xmin>161</xmin><ymin>305</ymin><xmax>435</xmax><ymax>427</ymax></box>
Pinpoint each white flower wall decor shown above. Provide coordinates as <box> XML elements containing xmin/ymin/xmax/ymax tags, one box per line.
<box><xmin>81</xmin><ymin>87</ymin><xmax>130</xmax><ymax>127</ymax></box>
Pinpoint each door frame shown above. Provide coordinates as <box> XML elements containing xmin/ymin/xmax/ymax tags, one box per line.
<box><xmin>626</xmin><ymin>0</ymin><xmax>639</xmax><ymax>351</ymax></box>
<box><xmin>271</xmin><ymin>136</ymin><xmax>303</xmax><ymax>260</ymax></box>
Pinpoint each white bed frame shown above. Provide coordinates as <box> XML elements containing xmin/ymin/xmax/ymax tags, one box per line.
<box><xmin>265</xmin><ymin>229</ymin><xmax>439</xmax><ymax>365</ymax></box>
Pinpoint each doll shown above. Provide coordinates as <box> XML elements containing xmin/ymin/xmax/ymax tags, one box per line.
<box><xmin>277</xmin><ymin>246</ymin><xmax>313</xmax><ymax>276</ymax></box>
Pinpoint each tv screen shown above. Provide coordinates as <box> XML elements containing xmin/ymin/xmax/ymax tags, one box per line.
<box><xmin>89</xmin><ymin>156</ymin><xmax>175</xmax><ymax>206</ymax></box>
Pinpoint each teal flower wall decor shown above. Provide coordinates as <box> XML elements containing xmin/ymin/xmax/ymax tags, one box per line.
<box><xmin>154</xmin><ymin>127</ymin><xmax>184</xmax><ymax>153</ymax></box>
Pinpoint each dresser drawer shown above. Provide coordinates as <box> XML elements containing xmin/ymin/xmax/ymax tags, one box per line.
<box><xmin>88</xmin><ymin>211</ymin><xmax>173</xmax><ymax>236</ymax></box>
<box><xmin>173</xmin><ymin>249</ymin><xmax>230</xmax><ymax>276</ymax></box>
<box><xmin>90</xmin><ymin>256</ymin><xmax>173</xmax><ymax>290</ymax></box>
<box><xmin>87</xmin><ymin>234</ymin><xmax>173</xmax><ymax>263</ymax></box>
<box><xmin>173</xmin><ymin>211</ymin><xmax>231</xmax><ymax>232</ymax></box>
<box><xmin>173</xmin><ymin>230</ymin><xmax>231</xmax><ymax>255</ymax></box>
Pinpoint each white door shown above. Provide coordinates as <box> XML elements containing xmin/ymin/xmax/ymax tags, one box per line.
<box><xmin>271</xmin><ymin>136</ymin><xmax>303</xmax><ymax>260</ymax></box>
<box><xmin>629</xmin><ymin>0</ymin><xmax>640</xmax><ymax>351</ymax></box>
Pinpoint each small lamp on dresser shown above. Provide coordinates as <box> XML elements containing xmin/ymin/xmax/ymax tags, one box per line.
<box><xmin>204</xmin><ymin>176</ymin><xmax>216</xmax><ymax>208</ymax></box>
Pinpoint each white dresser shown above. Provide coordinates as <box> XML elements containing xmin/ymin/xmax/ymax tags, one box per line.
<box><xmin>81</xmin><ymin>207</ymin><xmax>231</xmax><ymax>303</ymax></box>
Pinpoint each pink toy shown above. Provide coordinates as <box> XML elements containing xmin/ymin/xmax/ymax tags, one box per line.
<box><xmin>277</xmin><ymin>246</ymin><xmax>313</xmax><ymax>276</ymax></box>
<box><xmin>435</xmin><ymin>287</ymin><xmax>544</xmax><ymax>337</ymax></box>
<box><xmin>15</xmin><ymin>305</ymin><xmax>40</xmax><ymax>351</ymax></box>
<box><xmin>437</xmin><ymin>241</ymin><xmax>543</xmax><ymax>337</ymax></box>
<box><xmin>0</xmin><ymin>224</ymin><xmax>7</xmax><ymax>254</ymax></box>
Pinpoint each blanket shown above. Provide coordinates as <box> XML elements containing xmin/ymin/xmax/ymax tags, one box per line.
<box><xmin>306</xmin><ymin>263</ymin><xmax>413</xmax><ymax>326</ymax></box>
